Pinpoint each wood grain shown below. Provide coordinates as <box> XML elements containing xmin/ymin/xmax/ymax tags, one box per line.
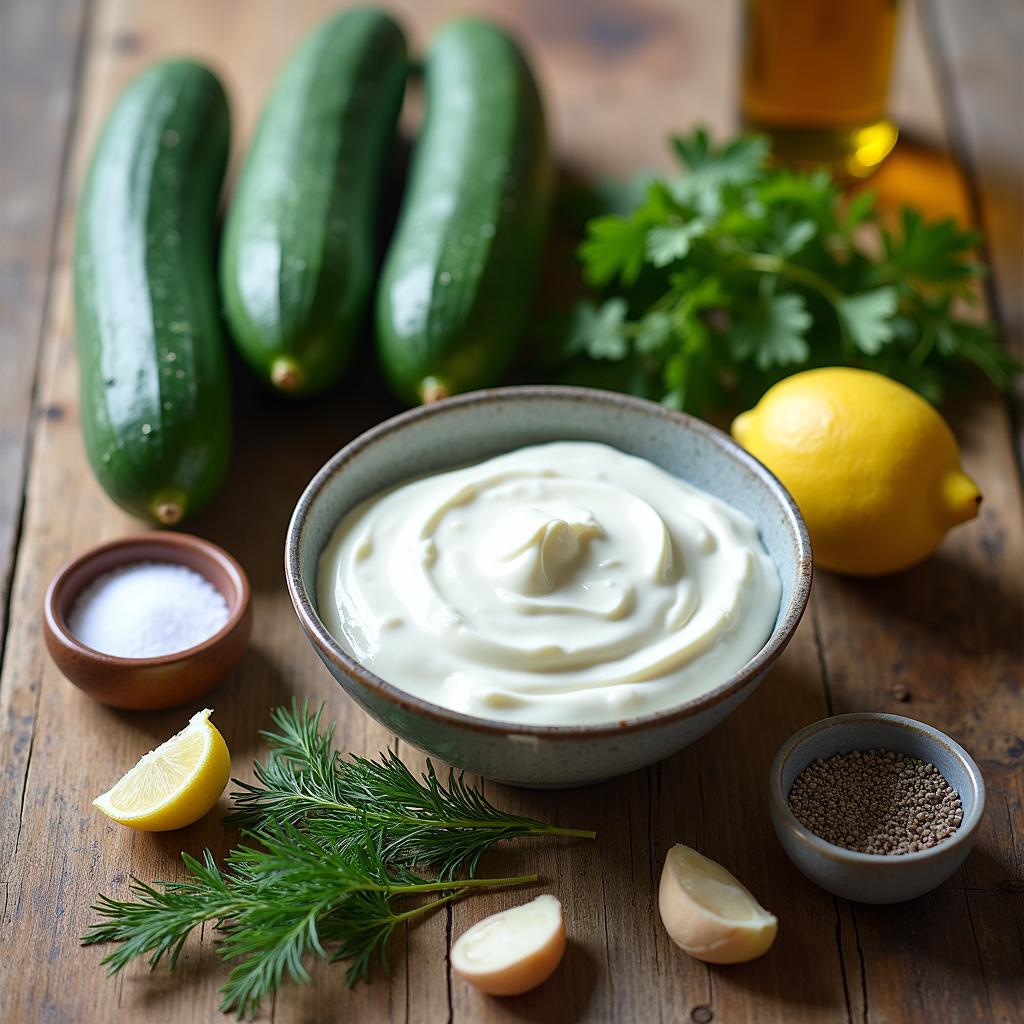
<box><xmin>923</xmin><ymin>0</ymin><xmax>1024</xmax><ymax>466</ymax></box>
<box><xmin>0</xmin><ymin>1</ymin><xmax>1020</xmax><ymax>1022</ymax></box>
<box><xmin>817</xmin><ymin>6</ymin><xmax>1024</xmax><ymax>1019</ymax></box>
<box><xmin>0</xmin><ymin>0</ymin><xmax>89</xmax><ymax>647</ymax></box>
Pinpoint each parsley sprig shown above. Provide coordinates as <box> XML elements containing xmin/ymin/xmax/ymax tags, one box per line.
<box><xmin>553</xmin><ymin>128</ymin><xmax>1018</xmax><ymax>412</ymax></box>
<box><xmin>83</xmin><ymin>704</ymin><xmax>595</xmax><ymax>1018</ymax></box>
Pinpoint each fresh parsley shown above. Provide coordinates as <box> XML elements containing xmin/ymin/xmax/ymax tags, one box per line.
<box><xmin>553</xmin><ymin>127</ymin><xmax>1018</xmax><ymax>413</ymax></box>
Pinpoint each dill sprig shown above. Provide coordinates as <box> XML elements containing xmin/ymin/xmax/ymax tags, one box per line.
<box><xmin>228</xmin><ymin>701</ymin><xmax>596</xmax><ymax>877</ymax></box>
<box><xmin>83</xmin><ymin>821</ymin><xmax>536</xmax><ymax>1019</ymax></box>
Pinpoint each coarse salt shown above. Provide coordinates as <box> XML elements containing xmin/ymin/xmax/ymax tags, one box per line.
<box><xmin>68</xmin><ymin>562</ymin><xmax>230</xmax><ymax>658</ymax></box>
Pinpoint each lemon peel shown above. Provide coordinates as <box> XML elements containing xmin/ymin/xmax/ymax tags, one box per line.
<box><xmin>732</xmin><ymin>367</ymin><xmax>980</xmax><ymax>575</ymax></box>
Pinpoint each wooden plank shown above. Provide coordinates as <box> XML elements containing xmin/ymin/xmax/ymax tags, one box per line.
<box><xmin>0</xmin><ymin>3</ymin><xmax>829</xmax><ymax>1021</ymax></box>
<box><xmin>0</xmin><ymin>0</ymin><xmax>89</xmax><ymax>646</ymax></box>
<box><xmin>0</xmin><ymin>1</ymin><xmax>1020</xmax><ymax>1023</ymax></box>
<box><xmin>809</xmin><ymin>3</ymin><xmax>1024</xmax><ymax>1021</ymax></box>
<box><xmin>889</xmin><ymin>0</ymin><xmax>948</xmax><ymax>149</ymax></box>
<box><xmin>0</xmin><ymin>2</ymin><xmax>430</xmax><ymax>1019</ymax></box>
<box><xmin>924</xmin><ymin>0</ymin><xmax>1024</xmax><ymax>482</ymax></box>
<box><xmin>812</xmin><ymin>394</ymin><xmax>1024</xmax><ymax>1024</ymax></box>
<box><xmin>923</xmin><ymin>0</ymin><xmax>1024</xmax><ymax>371</ymax></box>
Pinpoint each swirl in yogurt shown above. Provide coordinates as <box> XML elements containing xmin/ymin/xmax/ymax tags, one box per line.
<box><xmin>317</xmin><ymin>442</ymin><xmax>781</xmax><ymax>726</ymax></box>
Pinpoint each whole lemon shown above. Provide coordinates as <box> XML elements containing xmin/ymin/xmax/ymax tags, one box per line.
<box><xmin>731</xmin><ymin>368</ymin><xmax>981</xmax><ymax>576</ymax></box>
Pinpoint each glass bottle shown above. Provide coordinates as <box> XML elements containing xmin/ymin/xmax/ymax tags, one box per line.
<box><xmin>742</xmin><ymin>0</ymin><xmax>900</xmax><ymax>178</ymax></box>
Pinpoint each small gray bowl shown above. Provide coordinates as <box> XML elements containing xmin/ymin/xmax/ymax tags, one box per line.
<box><xmin>286</xmin><ymin>385</ymin><xmax>812</xmax><ymax>787</ymax></box>
<box><xmin>769</xmin><ymin>713</ymin><xmax>985</xmax><ymax>903</ymax></box>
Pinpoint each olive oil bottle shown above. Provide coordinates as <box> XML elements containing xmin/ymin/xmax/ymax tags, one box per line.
<box><xmin>742</xmin><ymin>0</ymin><xmax>900</xmax><ymax>178</ymax></box>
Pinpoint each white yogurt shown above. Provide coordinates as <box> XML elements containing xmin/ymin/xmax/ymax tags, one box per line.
<box><xmin>317</xmin><ymin>442</ymin><xmax>781</xmax><ymax>725</ymax></box>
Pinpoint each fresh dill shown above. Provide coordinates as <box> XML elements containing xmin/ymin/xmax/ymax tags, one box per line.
<box><xmin>83</xmin><ymin>704</ymin><xmax>595</xmax><ymax>1018</ymax></box>
<box><xmin>228</xmin><ymin>700</ymin><xmax>596</xmax><ymax>878</ymax></box>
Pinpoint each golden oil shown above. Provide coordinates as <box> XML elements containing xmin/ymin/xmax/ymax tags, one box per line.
<box><xmin>742</xmin><ymin>0</ymin><xmax>900</xmax><ymax>178</ymax></box>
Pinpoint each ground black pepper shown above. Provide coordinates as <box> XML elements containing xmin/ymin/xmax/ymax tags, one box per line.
<box><xmin>787</xmin><ymin>748</ymin><xmax>963</xmax><ymax>855</ymax></box>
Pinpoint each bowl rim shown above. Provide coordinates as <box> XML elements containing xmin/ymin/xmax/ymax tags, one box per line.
<box><xmin>285</xmin><ymin>384</ymin><xmax>813</xmax><ymax>740</ymax></box>
<box><xmin>43</xmin><ymin>531</ymin><xmax>251</xmax><ymax>667</ymax></box>
<box><xmin>768</xmin><ymin>712</ymin><xmax>986</xmax><ymax>865</ymax></box>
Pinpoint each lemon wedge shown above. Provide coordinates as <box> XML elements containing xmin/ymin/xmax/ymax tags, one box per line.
<box><xmin>93</xmin><ymin>708</ymin><xmax>230</xmax><ymax>831</ymax></box>
<box><xmin>658</xmin><ymin>844</ymin><xmax>778</xmax><ymax>964</ymax></box>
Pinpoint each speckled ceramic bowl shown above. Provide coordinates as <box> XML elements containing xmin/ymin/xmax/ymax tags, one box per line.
<box><xmin>769</xmin><ymin>713</ymin><xmax>985</xmax><ymax>903</ymax></box>
<box><xmin>286</xmin><ymin>386</ymin><xmax>812</xmax><ymax>787</ymax></box>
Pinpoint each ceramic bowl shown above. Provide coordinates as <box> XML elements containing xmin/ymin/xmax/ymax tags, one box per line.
<box><xmin>43</xmin><ymin>532</ymin><xmax>252</xmax><ymax>710</ymax></box>
<box><xmin>286</xmin><ymin>385</ymin><xmax>812</xmax><ymax>787</ymax></box>
<box><xmin>769</xmin><ymin>713</ymin><xmax>985</xmax><ymax>903</ymax></box>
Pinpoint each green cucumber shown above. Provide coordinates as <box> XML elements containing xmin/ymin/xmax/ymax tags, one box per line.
<box><xmin>221</xmin><ymin>10</ymin><xmax>408</xmax><ymax>395</ymax></box>
<box><xmin>376</xmin><ymin>19</ymin><xmax>552</xmax><ymax>405</ymax></box>
<box><xmin>74</xmin><ymin>60</ymin><xmax>231</xmax><ymax>526</ymax></box>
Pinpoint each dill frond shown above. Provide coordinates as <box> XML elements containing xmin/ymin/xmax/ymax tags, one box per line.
<box><xmin>228</xmin><ymin>700</ymin><xmax>595</xmax><ymax>878</ymax></box>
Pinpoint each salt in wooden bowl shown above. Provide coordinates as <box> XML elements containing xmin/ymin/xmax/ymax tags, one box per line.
<box><xmin>42</xmin><ymin>532</ymin><xmax>251</xmax><ymax>711</ymax></box>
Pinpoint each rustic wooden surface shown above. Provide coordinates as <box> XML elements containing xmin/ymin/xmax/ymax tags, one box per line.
<box><xmin>1</xmin><ymin>1</ymin><xmax>1021</xmax><ymax>1022</ymax></box>
<box><xmin>0</xmin><ymin>0</ymin><xmax>89</xmax><ymax>644</ymax></box>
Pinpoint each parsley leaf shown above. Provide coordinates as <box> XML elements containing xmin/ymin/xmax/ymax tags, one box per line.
<box><xmin>635</xmin><ymin>311</ymin><xmax>674</xmax><ymax>355</ymax></box>
<box><xmin>565</xmin><ymin>299</ymin><xmax>629</xmax><ymax>360</ymax></box>
<box><xmin>671</xmin><ymin>129</ymin><xmax>769</xmax><ymax>190</ymax></box>
<box><xmin>775</xmin><ymin>219</ymin><xmax>817</xmax><ymax>257</ymax></box>
<box><xmin>646</xmin><ymin>220</ymin><xmax>705</xmax><ymax>266</ymax></box>
<box><xmin>578</xmin><ymin>216</ymin><xmax>649</xmax><ymax>286</ymax></box>
<box><xmin>837</xmin><ymin>288</ymin><xmax>899</xmax><ymax>355</ymax></box>
<box><xmin>730</xmin><ymin>293</ymin><xmax>812</xmax><ymax>370</ymax></box>
<box><xmin>883</xmin><ymin>208</ymin><xmax>983</xmax><ymax>283</ymax></box>
<box><xmin>546</xmin><ymin>126</ymin><xmax>1019</xmax><ymax>414</ymax></box>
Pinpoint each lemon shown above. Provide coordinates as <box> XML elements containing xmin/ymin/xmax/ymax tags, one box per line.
<box><xmin>658</xmin><ymin>844</ymin><xmax>778</xmax><ymax>964</ymax></box>
<box><xmin>731</xmin><ymin>367</ymin><xmax>981</xmax><ymax>576</ymax></box>
<box><xmin>93</xmin><ymin>708</ymin><xmax>230</xmax><ymax>831</ymax></box>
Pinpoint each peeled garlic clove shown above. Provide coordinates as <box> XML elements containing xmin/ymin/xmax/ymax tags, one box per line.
<box><xmin>659</xmin><ymin>844</ymin><xmax>778</xmax><ymax>964</ymax></box>
<box><xmin>451</xmin><ymin>894</ymin><xmax>566</xmax><ymax>996</ymax></box>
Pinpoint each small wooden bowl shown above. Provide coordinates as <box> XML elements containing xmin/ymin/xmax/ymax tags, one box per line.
<box><xmin>43</xmin><ymin>532</ymin><xmax>252</xmax><ymax>710</ymax></box>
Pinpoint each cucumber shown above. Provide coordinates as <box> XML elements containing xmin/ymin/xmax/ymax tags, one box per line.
<box><xmin>221</xmin><ymin>10</ymin><xmax>408</xmax><ymax>395</ymax></box>
<box><xmin>74</xmin><ymin>60</ymin><xmax>231</xmax><ymax>526</ymax></box>
<box><xmin>376</xmin><ymin>19</ymin><xmax>552</xmax><ymax>405</ymax></box>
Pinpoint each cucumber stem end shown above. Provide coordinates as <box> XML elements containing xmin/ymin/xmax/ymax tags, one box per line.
<box><xmin>271</xmin><ymin>358</ymin><xmax>304</xmax><ymax>392</ymax></box>
<box><xmin>153</xmin><ymin>500</ymin><xmax>184</xmax><ymax>526</ymax></box>
<box><xmin>420</xmin><ymin>377</ymin><xmax>451</xmax><ymax>404</ymax></box>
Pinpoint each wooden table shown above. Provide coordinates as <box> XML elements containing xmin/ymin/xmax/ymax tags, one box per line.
<box><xmin>2</xmin><ymin>1</ymin><xmax>1021</xmax><ymax>1021</ymax></box>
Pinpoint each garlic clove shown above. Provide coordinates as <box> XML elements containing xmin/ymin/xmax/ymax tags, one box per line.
<box><xmin>659</xmin><ymin>844</ymin><xmax>778</xmax><ymax>964</ymax></box>
<box><xmin>451</xmin><ymin>893</ymin><xmax>566</xmax><ymax>996</ymax></box>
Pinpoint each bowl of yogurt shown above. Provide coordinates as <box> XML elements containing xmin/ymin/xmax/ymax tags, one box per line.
<box><xmin>286</xmin><ymin>386</ymin><xmax>812</xmax><ymax>787</ymax></box>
